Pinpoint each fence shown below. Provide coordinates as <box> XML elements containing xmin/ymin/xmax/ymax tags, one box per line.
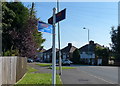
<box><xmin>0</xmin><ymin>56</ymin><xmax>27</xmax><ymax>86</ymax></box>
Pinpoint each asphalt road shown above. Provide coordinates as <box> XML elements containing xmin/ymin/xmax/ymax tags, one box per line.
<box><xmin>61</xmin><ymin>65</ymin><xmax>119</xmax><ymax>84</ymax></box>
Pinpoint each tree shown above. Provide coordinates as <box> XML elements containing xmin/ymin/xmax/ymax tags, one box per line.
<box><xmin>2</xmin><ymin>2</ymin><xmax>45</xmax><ymax>57</ymax></box>
<box><xmin>2</xmin><ymin>2</ymin><xmax>18</xmax><ymax>55</ymax></box>
<box><xmin>71</xmin><ymin>49</ymin><xmax>80</xmax><ymax>64</ymax></box>
<box><xmin>110</xmin><ymin>26</ymin><xmax>120</xmax><ymax>62</ymax></box>
<box><xmin>95</xmin><ymin>46</ymin><xmax>109</xmax><ymax>65</ymax></box>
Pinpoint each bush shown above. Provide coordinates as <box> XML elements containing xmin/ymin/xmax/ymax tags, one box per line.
<box><xmin>71</xmin><ymin>49</ymin><xmax>80</xmax><ymax>64</ymax></box>
<box><xmin>3</xmin><ymin>49</ymin><xmax>19</xmax><ymax>56</ymax></box>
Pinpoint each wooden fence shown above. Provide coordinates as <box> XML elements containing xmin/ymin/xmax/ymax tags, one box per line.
<box><xmin>0</xmin><ymin>56</ymin><xmax>27</xmax><ymax>86</ymax></box>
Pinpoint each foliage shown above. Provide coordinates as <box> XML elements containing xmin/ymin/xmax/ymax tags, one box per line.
<box><xmin>2</xmin><ymin>2</ymin><xmax>45</xmax><ymax>57</ymax></box>
<box><xmin>2</xmin><ymin>2</ymin><xmax>16</xmax><ymax>52</ymax></box>
<box><xmin>110</xmin><ymin>26</ymin><xmax>117</xmax><ymax>52</ymax></box>
<box><xmin>110</xmin><ymin>26</ymin><xmax>120</xmax><ymax>61</ymax></box>
<box><xmin>3</xmin><ymin>49</ymin><xmax>19</xmax><ymax>56</ymax></box>
<box><xmin>95</xmin><ymin>46</ymin><xmax>109</xmax><ymax>65</ymax></box>
<box><xmin>32</xmin><ymin>27</ymin><xmax>45</xmax><ymax>49</ymax></box>
<box><xmin>71</xmin><ymin>49</ymin><xmax>80</xmax><ymax>64</ymax></box>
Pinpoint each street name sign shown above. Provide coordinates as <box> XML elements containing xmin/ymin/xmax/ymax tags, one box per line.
<box><xmin>48</xmin><ymin>8</ymin><xmax>66</xmax><ymax>24</ymax></box>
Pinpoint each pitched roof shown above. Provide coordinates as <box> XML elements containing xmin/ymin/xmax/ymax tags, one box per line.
<box><xmin>43</xmin><ymin>48</ymin><xmax>59</xmax><ymax>53</ymax></box>
<box><xmin>61</xmin><ymin>43</ymin><xmax>77</xmax><ymax>53</ymax></box>
<box><xmin>79</xmin><ymin>41</ymin><xmax>104</xmax><ymax>52</ymax></box>
<box><xmin>70</xmin><ymin>46</ymin><xmax>77</xmax><ymax>53</ymax></box>
<box><xmin>40</xmin><ymin>49</ymin><xmax>46</xmax><ymax>52</ymax></box>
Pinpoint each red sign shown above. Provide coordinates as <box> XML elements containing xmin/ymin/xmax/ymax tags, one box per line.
<box><xmin>48</xmin><ymin>8</ymin><xmax>66</xmax><ymax>24</ymax></box>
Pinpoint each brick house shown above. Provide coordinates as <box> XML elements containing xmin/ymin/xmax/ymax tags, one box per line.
<box><xmin>37</xmin><ymin>48</ymin><xmax>46</xmax><ymax>62</ymax></box>
<box><xmin>43</xmin><ymin>48</ymin><xmax>58</xmax><ymax>63</ymax></box>
<box><xmin>60</xmin><ymin>43</ymin><xmax>77</xmax><ymax>61</ymax></box>
<box><xmin>79</xmin><ymin>40</ymin><xmax>104</xmax><ymax>65</ymax></box>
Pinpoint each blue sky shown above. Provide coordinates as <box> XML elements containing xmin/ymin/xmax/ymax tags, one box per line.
<box><xmin>23</xmin><ymin>2</ymin><xmax>118</xmax><ymax>49</ymax></box>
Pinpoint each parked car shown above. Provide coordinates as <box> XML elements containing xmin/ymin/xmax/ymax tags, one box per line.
<box><xmin>62</xmin><ymin>60</ymin><xmax>73</xmax><ymax>66</ymax></box>
<box><xmin>27</xmin><ymin>58</ymin><xmax>34</xmax><ymax>63</ymax></box>
<box><xmin>35</xmin><ymin>58</ymin><xmax>41</xmax><ymax>62</ymax></box>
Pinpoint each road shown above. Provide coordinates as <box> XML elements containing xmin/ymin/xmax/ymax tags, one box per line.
<box><xmin>61</xmin><ymin>65</ymin><xmax>119</xmax><ymax>84</ymax></box>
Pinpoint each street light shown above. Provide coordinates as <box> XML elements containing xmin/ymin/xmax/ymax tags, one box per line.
<box><xmin>83</xmin><ymin>27</ymin><xmax>90</xmax><ymax>64</ymax></box>
<box><xmin>83</xmin><ymin>27</ymin><xmax>89</xmax><ymax>43</ymax></box>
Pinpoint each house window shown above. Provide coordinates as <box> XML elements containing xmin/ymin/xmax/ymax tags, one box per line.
<box><xmin>67</xmin><ymin>54</ymin><xmax>69</xmax><ymax>57</ymax></box>
<box><xmin>47</xmin><ymin>55</ymin><xmax>50</xmax><ymax>58</ymax></box>
<box><xmin>44</xmin><ymin>55</ymin><xmax>46</xmax><ymax>59</ymax></box>
<box><xmin>63</xmin><ymin>54</ymin><xmax>66</xmax><ymax>60</ymax></box>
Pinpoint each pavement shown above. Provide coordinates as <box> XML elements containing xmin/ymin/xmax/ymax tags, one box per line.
<box><xmin>28</xmin><ymin>63</ymin><xmax>60</xmax><ymax>74</ymax></box>
<box><xmin>28</xmin><ymin>63</ymin><xmax>52</xmax><ymax>73</ymax></box>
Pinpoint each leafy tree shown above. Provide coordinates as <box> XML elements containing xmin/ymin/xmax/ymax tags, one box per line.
<box><xmin>2</xmin><ymin>2</ymin><xmax>45</xmax><ymax>57</ymax></box>
<box><xmin>110</xmin><ymin>26</ymin><xmax>120</xmax><ymax>62</ymax></box>
<box><xmin>95</xmin><ymin>46</ymin><xmax>109</xmax><ymax>65</ymax></box>
<box><xmin>71</xmin><ymin>49</ymin><xmax>80</xmax><ymax>64</ymax></box>
<box><xmin>2</xmin><ymin>2</ymin><xmax>16</xmax><ymax>53</ymax></box>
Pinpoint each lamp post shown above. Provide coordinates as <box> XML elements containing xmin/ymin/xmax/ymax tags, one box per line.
<box><xmin>83</xmin><ymin>27</ymin><xmax>90</xmax><ymax>64</ymax></box>
<box><xmin>83</xmin><ymin>27</ymin><xmax>89</xmax><ymax>44</ymax></box>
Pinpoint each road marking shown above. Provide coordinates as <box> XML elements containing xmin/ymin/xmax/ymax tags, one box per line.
<box><xmin>80</xmin><ymin>70</ymin><xmax>117</xmax><ymax>84</ymax></box>
<box><xmin>88</xmin><ymin>66</ymin><xmax>118</xmax><ymax>69</ymax></box>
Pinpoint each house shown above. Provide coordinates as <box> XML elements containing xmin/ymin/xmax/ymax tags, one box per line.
<box><xmin>60</xmin><ymin>43</ymin><xmax>77</xmax><ymax>61</ymax></box>
<box><xmin>79</xmin><ymin>40</ymin><xmax>105</xmax><ymax>65</ymax></box>
<box><xmin>37</xmin><ymin>48</ymin><xmax>46</xmax><ymax>62</ymax></box>
<box><xmin>43</xmin><ymin>48</ymin><xmax>58</xmax><ymax>63</ymax></box>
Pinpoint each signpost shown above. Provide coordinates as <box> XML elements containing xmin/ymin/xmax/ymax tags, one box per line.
<box><xmin>52</xmin><ymin>8</ymin><xmax>56</xmax><ymax>85</ymax></box>
<box><xmin>48</xmin><ymin>8</ymin><xmax>66</xmax><ymax>24</ymax></box>
<box><xmin>48</xmin><ymin>8</ymin><xmax>66</xmax><ymax>85</ymax></box>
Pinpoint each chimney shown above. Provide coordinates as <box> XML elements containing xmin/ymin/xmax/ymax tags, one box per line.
<box><xmin>89</xmin><ymin>40</ymin><xmax>94</xmax><ymax>44</ymax></box>
<box><xmin>68</xmin><ymin>43</ymin><xmax>72</xmax><ymax>47</ymax></box>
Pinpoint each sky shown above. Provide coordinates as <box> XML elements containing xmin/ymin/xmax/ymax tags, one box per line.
<box><xmin>23</xmin><ymin>2</ymin><xmax>118</xmax><ymax>50</ymax></box>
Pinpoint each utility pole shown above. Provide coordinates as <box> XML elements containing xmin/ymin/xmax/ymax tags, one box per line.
<box><xmin>83</xmin><ymin>27</ymin><xmax>90</xmax><ymax>64</ymax></box>
<box><xmin>57</xmin><ymin>0</ymin><xmax>62</xmax><ymax>75</ymax></box>
<box><xmin>52</xmin><ymin>8</ymin><xmax>56</xmax><ymax>86</ymax></box>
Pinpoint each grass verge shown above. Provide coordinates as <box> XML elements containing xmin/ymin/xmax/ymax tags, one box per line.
<box><xmin>36</xmin><ymin>63</ymin><xmax>52</xmax><ymax>67</ymax></box>
<box><xmin>16</xmin><ymin>73</ymin><xmax>62</xmax><ymax>84</ymax></box>
<box><xmin>48</xmin><ymin>66</ymin><xmax>76</xmax><ymax>70</ymax></box>
<box><xmin>15</xmin><ymin>65</ymin><xmax>62</xmax><ymax>85</ymax></box>
<box><xmin>27</xmin><ymin>66</ymin><xmax>38</xmax><ymax>73</ymax></box>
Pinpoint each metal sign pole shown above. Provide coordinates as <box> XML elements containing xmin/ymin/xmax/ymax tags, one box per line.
<box><xmin>57</xmin><ymin>0</ymin><xmax>62</xmax><ymax>75</ymax></box>
<box><xmin>52</xmin><ymin>7</ymin><xmax>56</xmax><ymax>86</ymax></box>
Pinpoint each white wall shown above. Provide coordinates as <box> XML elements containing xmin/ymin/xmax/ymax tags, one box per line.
<box><xmin>97</xmin><ymin>59</ymin><xmax>102</xmax><ymax>65</ymax></box>
<box><xmin>80</xmin><ymin>52</ymin><xmax>95</xmax><ymax>59</ymax></box>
